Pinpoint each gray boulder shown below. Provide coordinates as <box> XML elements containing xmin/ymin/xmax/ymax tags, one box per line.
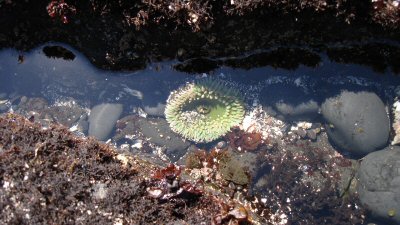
<box><xmin>321</xmin><ymin>91</ymin><xmax>389</xmax><ymax>156</ymax></box>
<box><xmin>357</xmin><ymin>146</ymin><xmax>400</xmax><ymax>224</ymax></box>
<box><xmin>89</xmin><ymin>103</ymin><xmax>123</xmax><ymax>140</ymax></box>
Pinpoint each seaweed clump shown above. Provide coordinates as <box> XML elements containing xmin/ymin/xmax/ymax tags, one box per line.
<box><xmin>226</xmin><ymin>126</ymin><xmax>263</xmax><ymax>152</ymax></box>
<box><xmin>0</xmin><ymin>113</ymin><xmax>228</xmax><ymax>224</ymax></box>
<box><xmin>165</xmin><ymin>78</ymin><xmax>245</xmax><ymax>143</ymax></box>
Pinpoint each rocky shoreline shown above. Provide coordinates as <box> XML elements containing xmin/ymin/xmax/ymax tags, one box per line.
<box><xmin>0</xmin><ymin>113</ymin><xmax>256</xmax><ymax>224</ymax></box>
<box><xmin>1</xmin><ymin>1</ymin><xmax>400</xmax><ymax>72</ymax></box>
<box><xmin>1</xmin><ymin>1</ymin><xmax>400</xmax><ymax>224</ymax></box>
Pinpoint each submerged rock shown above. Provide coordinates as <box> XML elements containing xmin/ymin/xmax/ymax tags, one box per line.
<box><xmin>136</xmin><ymin>117</ymin><xmax>190</xmax><ymax>162</ymax></box>
<box><xmin>143</xmin><ymin>102</ymin><xmax>165</xmax><ymax>117</ymax></box>
<box><xmin>321</xmin><ymin>91</ymin><xmax>389</xmax><ymax>156</ymax></box>
<box><xmin>357</xmin><ymin>146</ymin><xmax>400</xmax><ymax>224</ymax></box>
<box><xmin>89</xmin><ymin>103</ymin><xmax>123</xmax><ymax>140</ymax></box>
<box><xmin>260</xmin><ymin>83</ymin><xmax>321</xmax><ymax>122</ymax></box>
<box><xmin>15</xmin><ymin>97</ymin><xmax>89</xmax><ymax>132</ymax></box>
<box><xmin>141</xmin><ymin>82</ymin><xmax>168</xmax><ymax>117</ymax></box>
<box><xmin>218</xmin><ymin>151</ymin><xmax>258</xmax><ymax>186</ymax></box>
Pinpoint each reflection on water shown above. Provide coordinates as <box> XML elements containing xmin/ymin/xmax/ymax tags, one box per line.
<box><xmin>0</xmin><ymin>43</ymin><xmax>190</xmax><ymax>113</ymax></box>
<box><xmin>1</xmin><ymin>43</ymin><xmax>398</xmax><ymax>117</ymax></box>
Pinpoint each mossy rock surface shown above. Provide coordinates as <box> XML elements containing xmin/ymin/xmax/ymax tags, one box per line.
<box><xmin>218</xmin><ymin>152</ymin><xmax>251</xmax><ymax>185</ymax></box>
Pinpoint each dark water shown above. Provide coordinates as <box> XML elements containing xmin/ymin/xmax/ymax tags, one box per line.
<box><xmin>0</xmin><ymin>43</ymin><xmax>400</xmax><ymax>109</ymax></box>
<box><xmin>1</xmin><ymin>42</ymin><xmax>399</xmax><ymax>116</ymax></box>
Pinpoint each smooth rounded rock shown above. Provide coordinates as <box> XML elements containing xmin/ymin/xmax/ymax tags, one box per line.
<box><xmin>357</xmin><ymin>146</ymin><xmax>400</xmax><ymax>224</ymax></box>
<box><xmin>141</xmin><ymin>83</ymin><xmax>168</xmax><ymax>117</ymax></box>
<box><xmin>143</xmin><ymin>102</ymin><xmax>165</xmax><ymax>117</ymax></box>
<box><xmin>321</xmin><ymin>91</ymin><xmax>389</xmax><ymax>156</ymax></box>
<box><xmin>260</xmin><ymin>83</ymin><xmax>321</xmax><ymax>121</ymax></box>
<box><xmin>89</xmin><ymin>103</ymin><xmax>123</xmax><ymax>141</ymax></box>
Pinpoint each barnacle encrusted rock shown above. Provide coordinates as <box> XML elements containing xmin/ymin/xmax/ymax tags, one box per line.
<box><xmin>165</xmin><ymin>78</ymin><xmax>245</xmax><ymax>143</ymax></box>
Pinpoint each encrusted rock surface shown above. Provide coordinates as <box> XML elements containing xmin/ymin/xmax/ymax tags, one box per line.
<box><xmin>0</xmin><ymin>113</ymin><xmax>229</xmax><ymax>224</ymax></box>
<box><xmin>357</xmin><ymin>146</ymin><xmax>400</xmax><ymax>224</ymax></box>
<box><xmin>321</xmin><ymin>91</ymin><xmax>389</xmax><ymax>156</ymax></box>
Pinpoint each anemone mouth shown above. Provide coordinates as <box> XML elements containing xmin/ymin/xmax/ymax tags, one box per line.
<box><xmin>195</xmin><ymin>104</ymin><xmax>211</xmax><ymax>115</ymax></box>
<box><xmin>165</xmin><ymin>78</ymin><xmax>245</xmax><ymax>143</ymax></box>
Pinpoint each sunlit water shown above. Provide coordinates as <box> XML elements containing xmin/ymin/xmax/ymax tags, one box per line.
<box><xmin>1</xmin><ymin>43</ymin><xmax>399</xmax><ymax>118</ymax></box>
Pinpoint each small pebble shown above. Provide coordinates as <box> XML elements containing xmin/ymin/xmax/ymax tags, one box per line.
<box><xmin>216</xmin><ymin>141</ymin><xmax>227</xmax><ymax>149</ymax></box>
<box><xmin>296</xmin><ymin>128</ymin><xmax>307</xmax><ymax>138</ymax></box>
<box><xmin>228</xmin><ymin>206</ymin><xmax>247</xmax><ymax>219</ymax></box>
<box><xmin>228</xmin><ymin>182</ymin><xmax>236</xmax><ymax>190</ymax></box>
<box><xmin>306</xmin><ymin>130</ymin><xmax>317</xmax><ymax>140</ymax></box>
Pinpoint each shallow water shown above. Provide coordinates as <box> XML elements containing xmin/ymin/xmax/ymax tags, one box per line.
<box><xmin>1</xmin><ymin>42</ymin><xmax>399</xmax><ymax>224</ymax></box>
<box><xmin>1</xmin><ymin>43</ymin><xmax>399</xmax><ymax>117</ymax></box>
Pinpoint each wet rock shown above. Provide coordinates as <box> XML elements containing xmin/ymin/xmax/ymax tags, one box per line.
<box><xmin>295</xmin><ymin>128</ymin><xmax>307</xmax><ymax>138</ymax></box>
<box><xmin>260</xmin><ymin>84</ymin><xmax>321</xmax><ymax>122</ymax></box>
<box><xmin>89</xmin><ymin>103</ymin><xmax>123</xmax><ymax>141</ymax></box>
<box><xmin>141</xmin><ymin>82</ymin><xmax>168</xmax><ymax>117</ymax></box>
<box><xmin>391</xmin><ymin>100</ymin><xmax>400</xmax><ymax>145</ymax></box>
<box><xmin>71</xmin><ymin>114</ymin><xmax>89</xmax><ymax>136</ymax></box>
<box><xmin>306</xmin><ymin>129</ymin><xmax>317</xmax><ymax>141</ymax></box>
<box><xmin>46</xmin><ymin>103</ymin><xmax>88</xmax><ymax>128</ymax></box>
<box><xmin>143</xmin><ymin>103</ymin><xmax>165</xmax><ymax>117</ymax></box>
<box><xmin>216</xmin><ymin>141</ymin><xmax>227</xmax><ymax>149</ymax></box>
<box><xmin>177</xmin><ymin>145</ymin><xmax>200</xmax><ymax>167</ymax></box>
<box><xmin>174</xmin><ymin>58</ymin><xmax>219</xmax><ymax>74</ymax></box>
<box><xmin>321</xmin><ymin>91</ymin><xmax>389</xmax><ymax>156</ymax></box>
<box><xmin>0</xmin><ymin>105</ymin><xmax>8</xmax><ymax>112</ymax></box>
<box><xmin>222</xmin><ymin>48</ymin><xmax>321</xmax><ymax>70</ymax></box>
<box><xmin>16</xmin><ymin>97</ymin><xmax>88</xmax><ymax>130</ymax></box>
<box><xmin>218</xmin><ymin>151</ymin><xmax>258</xmax><ymax>185</ymax></box>
<box><xmin>17</xmin><ymin>97</ymin><xmax>48</xmax><ymax>112</ymax></box>
<box><xmin>42</xmin><ymin>45</ymin><xmax>76</xmax><ymax>61</ymax></box>
<box><xmin>275</xmin><ymin>100</ymin><xmax>319</xmax><ymax>120</ymax></box>
<box><xmin>326</xmin><ymin>44</ymin><xmax>400</xmax><ymax>74</ymax></box>
<box><xmin>136</xmin><ymin>117</ymin><xmax>190</xmax><ymax>162</ymax></box>
<box><xmin>335</xmin><ymin>159</ymin><xmax>358</xmax><ymax>197</ymax></box>
<box><xmin>0</xmin><ymin>98</ymin><xmax>10</xmax><ymax>112</ymax></box>
<box><xmin>19</xmin><ymin>96</ymin><xmax>27</xmax><ymax>104</ymax></box>
<box><xmin>357</xmin><ymin>146</ymin><xmax>400</xmax><ymax>224</ymax></box>
<box><xmin>113</xmin><ymin>115</ymin><xmax>139</xmax><ymax>142</ymax></box>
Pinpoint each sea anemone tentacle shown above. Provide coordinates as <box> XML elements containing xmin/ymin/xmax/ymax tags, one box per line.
<box><xmin>165</xmin><ymin>78</ymin><xmax>245</xmax><ymax>143</ymax></box>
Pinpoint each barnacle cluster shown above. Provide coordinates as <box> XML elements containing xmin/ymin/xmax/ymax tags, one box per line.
<box><xmin>165</xmin><ymin>78</ymin><xmax>245</xmax><ymax>143</ymax></box>
<box><xmin>147</xmin><ymin>164</ymin><xmax>202</xmax><ymax>200</ymax></box>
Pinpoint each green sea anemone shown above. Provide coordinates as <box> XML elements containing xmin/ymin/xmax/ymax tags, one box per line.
<box><xmin>165</xmin><ymin>78</ymin><xmax>245</xmax><ymax>143</ymax></box>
